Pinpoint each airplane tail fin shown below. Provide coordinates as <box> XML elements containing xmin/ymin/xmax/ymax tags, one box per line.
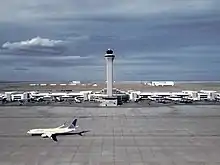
<box><xmin>68</xmin><ymin>119</ymin><xmax>78</xmax><ymax>128</ymax></box>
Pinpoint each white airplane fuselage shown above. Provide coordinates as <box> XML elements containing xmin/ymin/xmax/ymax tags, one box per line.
<box><xmin>27</xmin><ymin>127</ymin><xmax>76</xmax><ymax>137</ymax></box>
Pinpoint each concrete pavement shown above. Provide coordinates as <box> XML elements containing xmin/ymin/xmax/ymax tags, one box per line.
<box><xmin>0</xmin><ymin>105</ymin><xmax>220</xmax><ymax>165</ymax></box>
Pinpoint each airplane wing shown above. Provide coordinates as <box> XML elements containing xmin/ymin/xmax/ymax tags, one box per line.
<box><xmin>51</xmin><ymin>134</ymin><xmax>58</xmax><ymax>142</ymax></box>
<box><xmin>57</xmin><ymin>123</ymin><xmax>66</xmax><ymax>128</ymax></box>
<box><xmin>42</xmin><ymin>133</ymin><xmax>58</xmax><ymax>142</ymax></box>
<box><xmin>55</xmin><ymin>121</ymin><xmax>68</xmax><ymax>128</ymax></box>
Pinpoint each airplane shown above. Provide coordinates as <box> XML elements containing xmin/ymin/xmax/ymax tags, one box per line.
<box><xmin>27</xmin><ymin>119</ymin><xmax>89</xmax><ymax>142</ymax></box>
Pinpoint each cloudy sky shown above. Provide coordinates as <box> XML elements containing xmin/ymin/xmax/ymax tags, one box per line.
<box><xmin>0</xmin><ymin>0</ymin><xmax>220</xmax><ymax>81</ymax></box>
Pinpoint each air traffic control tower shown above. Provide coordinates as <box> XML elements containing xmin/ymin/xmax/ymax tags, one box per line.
<box><xmin>105</xmin><ymin>48</ymin><xmax>115</xmax><ymax>97</ymax></box>
<box><xmin>100</xmin><ymin>49</ymin><xmax>118</xmax><ymax>106</ymax></box>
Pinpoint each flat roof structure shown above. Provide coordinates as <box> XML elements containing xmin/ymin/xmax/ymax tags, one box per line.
<box><xmin>0</xmin><ymin>105</ymin><xmax>220</xmax><ymax>164</ymax></box>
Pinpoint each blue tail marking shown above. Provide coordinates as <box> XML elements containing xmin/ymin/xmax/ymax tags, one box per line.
<box><xmin>69</xmin><ymin>119</ymin><xmax>77</xmax><ymax>128</ymax></box>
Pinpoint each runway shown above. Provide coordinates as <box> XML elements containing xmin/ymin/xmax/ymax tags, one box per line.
<box><xmin>0</xmin><ymin>105</ymin><xmax>220</xmax><ymax>165</ymax></box>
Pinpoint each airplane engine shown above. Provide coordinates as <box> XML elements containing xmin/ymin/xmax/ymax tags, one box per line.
<box><xmin>41</xmin><ymin>134</ymin><xmax>48</xmax><ymax>138</ymax></box>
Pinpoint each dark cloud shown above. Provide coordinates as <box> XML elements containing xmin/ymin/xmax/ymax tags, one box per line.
<box><xmin>13</xmin><ymin>67</ymin><xmax>29</xmax><ymax>71</ymax></box>
<box><xmin>0</xmin><ymin>0</ymin><xmax>220</xmax><ymax>81</ymax></box>
<box><xmin>0</xmin><ymin>54</ymin><xmax>99</xmax><ymax>69</ymax></box>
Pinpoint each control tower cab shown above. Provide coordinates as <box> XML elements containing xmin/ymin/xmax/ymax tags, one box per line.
<box><xmin>105</xmin><ymin>49</ymin><xmax>114</xmax><ymax>55</ymax></box>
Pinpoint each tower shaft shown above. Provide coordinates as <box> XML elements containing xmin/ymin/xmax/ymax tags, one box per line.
<box><xmin>106</xmin><ymin>57</ymin><xmax>114</xmax><ymax>96</ymax></box>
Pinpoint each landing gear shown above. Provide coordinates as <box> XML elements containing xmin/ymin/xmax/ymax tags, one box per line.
<box><xmin>79</xmin><ymin>132</ymin><xmax>84</xmax><ymax>136</ymax></box>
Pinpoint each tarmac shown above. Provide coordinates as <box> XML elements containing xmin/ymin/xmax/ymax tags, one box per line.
<box><xmin>0</xmin><ymin>105</ymin><xmax>220</xmax><ymax>165</ymax></box>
